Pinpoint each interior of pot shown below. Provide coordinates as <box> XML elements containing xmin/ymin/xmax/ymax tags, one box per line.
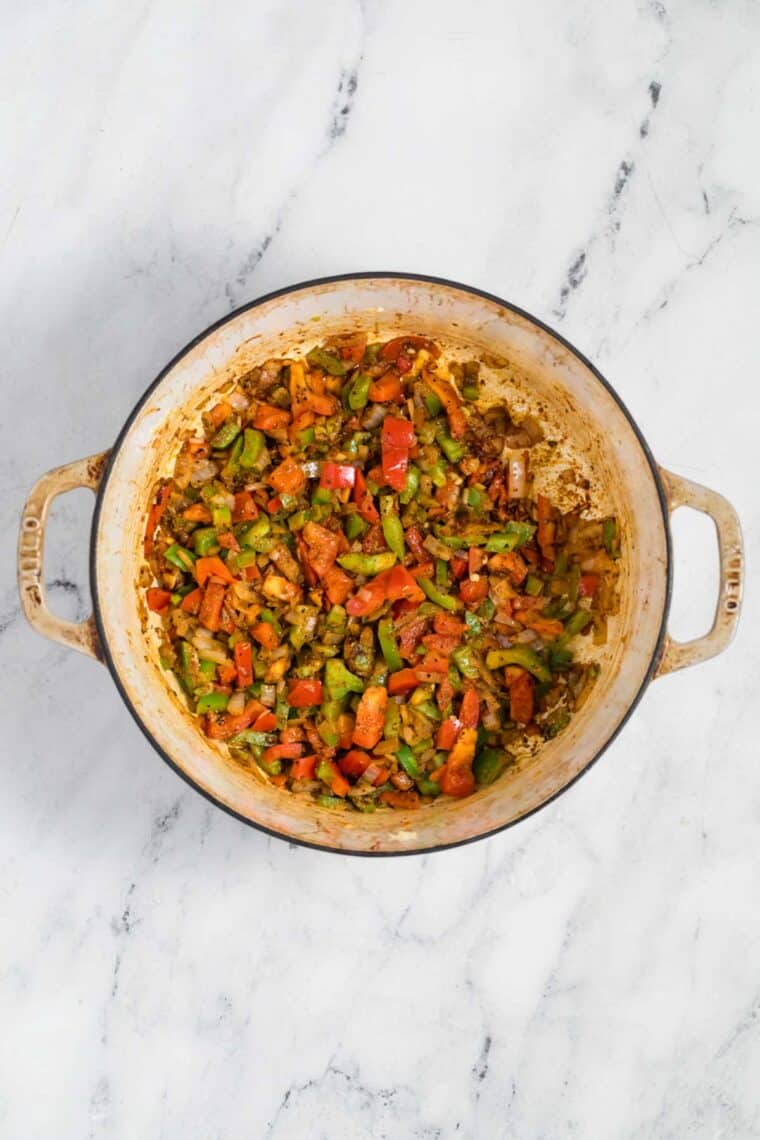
<box><xmin>93</xmin><ymin>276</ymin><xmax>669</xmax><ymax>854</ymax></box>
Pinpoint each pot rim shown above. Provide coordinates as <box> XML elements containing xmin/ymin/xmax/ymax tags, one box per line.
<box><xmin>89</xmin><ymin>271</ymin><xmax>673</xmax><ymax>857</ymax></box>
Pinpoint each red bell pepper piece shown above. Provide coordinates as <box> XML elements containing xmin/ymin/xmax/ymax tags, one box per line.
<box><xmin>387</xmin><ymin>669</ymin><xmax>420</xmax><ymax>696</ymax></box>
<box><xmin>301</xmin><ymin>522</ymin><xmax>339</xmax><ymax>579</ymax></box>
<box><xmin>198</xmin><ymin>580</ymin><xmax>226</xmax><ymax>632</ymax></box>
<box><xmin>379</xmin><ymin>335</ymin><xmax>440</xmax><ymax>362</ymax></box>
<box><xmin>459</xmin><ymin>578</ymin><xmax>489</xmax><ymax>604</ymax></box>
<box><xmin>459</xmin><ymin>687</ymin><xmax>480</xmax><ymax>729</ymax></box>
<box><xmin>263</xmin><ymin>742</ymin><xmax>304</xmax><ymax>762</ymax></box>
<box><xmin>290</xmin><ymin>754</ymin><xmax>318</xmax><ymax>780</ymax></box>
<box><xmin>346</xmin><ymin>564</ymin><xmax>424</xmax><ymax>617</ymax></box>
<box><xmin>288</xmin><ymin>678</ymin><xmax>324</xmax><ymax>707</ymax></box>
<box><xmin>338</xmin><ymin>750</ymin><xmax>372</xmax><ymax>778</ymax></box>
<box><xmin>320</xmin><ymin>462</ymin><xmax>356</xmax><ymax>490</ymax></box>
<box><xmin>433</xmin><ymin>613</ymin><xmax>467</xmax><ymax>636</ymax></box>
<box><xmin>232</xmin><ymin>491</ymin><xmax>259</xmax><ymax>522</ymax></box>
<box><xmin>436</xmin><ymin>716</ymin><xmax>462</xmax><ymax>751</ymax></box>
<box><xmin>180</xmin><ymin>587</ymin><xmax>203</xmax><ymax>614</ymax></box>
<box><xmin>267</xmin><ymin>456</ymin><xmax>306</xmax><ymax>496</ymax></box>
<box><xmin>352</xmin><ymin>469</ymin><xmax>380</xmax><ymax>523</ymax></box>
<box><xmin>579</xmin><ymin>573</ymin><xmax>600</xmax><ymax>598</ymax></box>
<box><xmin>252</xmin><ymin>404</ymin><xmax>290</xmax><ymax>433</ymax></box>
<box><xmin>508</xmin><ymin>672</ymin><xmax>535</xmax><ymax>724</ymax></box>
<box><xmin>368</xmin><ymin>373</ymin><xmax>404</xmax><ymax>403</ymax></box>
<box><xmin>252</xmin><ymin>711</ymin><xmax>277</xmax><ymax>732</ymax></box>
<box><xmin>425</xmin><ymin>377</ymin><xmax>467</xmax><ymax>439</ymax></box>
<box><xmin>251</xmin><ymin>621</ymin><xmax>279</xmax><ymax>650</ymax></box>
<box><xmin>233</xmin><ymin>640</ymin><xmax>254</xmax><ymax>688</ymax></box>
<box><xmin>352</xmin><ymin>686</ymin><xmax>388</xmax><ymax>750</ymax></box>
<box><xmin>404</xmin><ymin>526</ymin><xmax>427</xmax><ymax>561</ymax></box>
<box><xmin>322</xmin><ymin>564</ymin><xmax>354</xmax><ymax>605</ymax></box>
<box><xmin>440</xmin><ymin>764</ymin><xmax>476</xmax><ymax>798</ymax></box>
<box><xmin>146</xmin><ymin>587</ymin><xmax>171</xmax><ymax>613</ymax></box>
<box><xmin>195</xmin><ymin>556</ymin><xmax>236</xmax><ymax>587</ymax></box>
<box><xmin>381</xmin><ymin>417</ymin><xmax>416</xmax><ymax>492</ymax></box>
<box><xmin>144</xmin><ymin>484</ymin><xmax>172</xmax><ymax>556</ymax></box>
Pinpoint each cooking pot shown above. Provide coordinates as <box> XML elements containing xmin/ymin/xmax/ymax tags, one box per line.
<box><xmin>17</xmin><ymin>274</ymin><xmax>744</xmax><ymax>855</ymax></box>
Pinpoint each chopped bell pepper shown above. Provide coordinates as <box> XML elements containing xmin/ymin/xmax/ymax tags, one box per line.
<box><xmin>485</xmin><ymin>646</ymin><xmax>552</xmax><ymax>683</ymax></box>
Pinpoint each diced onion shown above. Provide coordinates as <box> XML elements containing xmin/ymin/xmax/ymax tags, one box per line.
<box><xmin>190</xmin><ymin>459</ymin><xmax>219</xmax><ymax>485</ymax></box>
<box><xmin>362</xmin><ymin>404</ymin><xmax>387</xmax><ymax>430</ymax></box>
<box><xmin>361</xmin><ymin>762</ymin><xmax>384</xmax><ymax>786</ymax></box>
<box><xmin>423</xmin><ymin>534</ymin><xmax>453</xmax><ymax>561</ymax></box>
<box><xmin>506</xmin><ymin>452</ymin><xmax>527</xmax><ymax>499</ymax></box>
<box><xmin>300</xmin><ymin>460</ymin><xmax>321</xmax><ymax>479</ymax></box>
<box><xmin>391</xmin><ymin>771</ymin><xmax>414</xmax><ymax>790</ymax></box>
<box><xmin>259</xmin><ymin>684</ymin><xmax>277</xmax><ymax>707</ymax></box>
<box><xmin>228</xmin><ymin>691</ymin><xmax>246</xmax><ymax>715</ymax></box>
<box><xmin>227</xmin><ymin>391</ymin><xmax>250</xmax><ymax>413</ymax></box>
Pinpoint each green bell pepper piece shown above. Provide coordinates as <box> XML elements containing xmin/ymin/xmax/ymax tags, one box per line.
<box><xmin>209</xmin><ymin>419</ymin><xmax>241</xmax><ymax>449</ymax></box>
<box><xmin>418</xmin><ymin>577</ymin><xmax>460</xmax><ymax>611</ymax></box>
<box><xmin>397</xmin><ymin>742</ymin><xmax>421</xmax><ymax>779</ymax></box>
<box><xmin>256</xmin><ymin>755</ymin><xmax>283</xmax><ymax>776</ymax></box>
<box><xmin>231</xmin><ymin>730</ymin><xmax>277</xmax><ymax>749</ymax></box>
<box><xmin>416</xmin><ymin>778</ymin><xmax>442</xmax><ymax>796</ymax></box>
<box><xmin>338</xmin><ymin>551</ymin><xmax>397</xmax><ymax>575</ymax></box>
<box><xmin>473</xmin><ymin>747</ymin><xmax>511</xmax><ymax>785</ymax></box>
<box><xmin>239</xmin><ymin>428</ymin><xmax>266</xmax><ymax>467</ymax></box>
<box><xmin>524</xmin><ymin>573</ymin><xmax>543</xmax><ymax>597</ymax></box>
<box><xmin>324</xmin><ymin>659</ymin><xmax>364</xmax><ymax>700</ymax></box>
<box><xmin>485</xmin><ymin>646</ymin><xmax>552</xmax><ymax>683</ymax></box>
<box><xmin>485</xmin><ymin>521</ymin><xmax>536</xmax><ymax>552</ymax></box>
<box><xmin>348</xmin><ymin>373</ymin><xmax>372</xmax><ymax>410</ymax></box>
<box><xmin>463</xmin><ymin>486</ymin><xmax>485</xmax><ymax>511</ymax></box>
<box><xmin>543</xmin><ymin>709</ymin><xmax>571</xmax><ymax>738</ymax></box>
<box><xmin>306</xmin><ymin>346</ymin><xmax>348</xmax><ymax>376</ymax></box>
<box><xmin>603</xmin><ymin>516</ymin><xmax>620</xmax><ymax>558</ymax></box>
<box><xmin>380</xmin><ymin>497</ymin><xmax>405</xmax><ymax>560</ymax></box>
<box><xmin>435</xmin><ymin>426</ymin><xmax>466</xmax><ymax>463</ymax></box>
<box><xmin>345</xmin><ymin>512</ymin><xmax>368</xmax><ymax>541</ymax></box>
<box><xmin>193</xmin><ymin>527</ymin><xmax>219</xmax><ymax>556</ymax></box>
<box><xmin>399</xmin><ymin>464</ymin><xmax>420</xmax><ymax>505</ymax></box>
<box><xmin>422</xmin><ymin>387</ymin><xmax>443</xmax><ymax>417</ymax></box>
<box><xmin>383</xmin><ymin>698</ymin><xmax>401</xmax><ymax>740</ymax></box>
<box><xmin>452</xmin><ymin>644</ymin><xmax>480</xmax><ymax>680</ymax></box>
<box><xmin>196</xmin><ymin>691</ymin><xmax>229</xmax><ymax>714</ymax></box>
<box><xmin>165</xmin><ymin>543</ymin><xmax>196</xmax><ymax>571</ymax></box>
<box><xmin>464</xmin><ymin>610</ymin><xmax>481</xmax><ymax>635</ymax></box>
<box><xmin>562</xmin><ymin>609</ymin><xmax>593</xmax><ymax>640</ymax></box>
<box><xmin>435</xmin><ymin>558</ymin><xmax>449</xmax><ymax>589</ymax></box>
<box><xmin>548</xmin><ymin>645</ymin><xmax>574</xmax><ymax>672</ymax></box>
<box><xmin>377</xmin><ymin>617</ymin><xmax>403</xmax><ymax>672</ymax></box>
<box><xmin>317</xmin><ymin>794</ymin><xmax>345</xmax><ymax>809</ymax></box>
<box><xmin>212</xmin><ymin>505</ymin><xmax>231</xmax><ymax>529</ymax></box>
<box><xmin>477</xmin><ymin>597</ymin><xmax>496</xmax><ymax>622</ymax></box>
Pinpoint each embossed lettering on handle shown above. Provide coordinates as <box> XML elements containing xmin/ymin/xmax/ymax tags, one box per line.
<box><xmin>18</xmin><ymin>451</ymin><xmax>111</xmax><ymax>661</ymax></box>
<box><xmin>655</xmin><ymin>467</ymin><xmax>743</xmax><ymax>677</ymax></box>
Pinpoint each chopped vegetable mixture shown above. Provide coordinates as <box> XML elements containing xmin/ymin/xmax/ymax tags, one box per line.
<box><xmin>142</xmin><ymin>332</ymin><xmax>620</xmax><ymax>811</ymax></box>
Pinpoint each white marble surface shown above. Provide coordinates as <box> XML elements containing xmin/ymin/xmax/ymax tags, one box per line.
<box><xmin>2</xmin><ymin>1</ymin><xmax>759</xmax><ymax>1136</ymax></box>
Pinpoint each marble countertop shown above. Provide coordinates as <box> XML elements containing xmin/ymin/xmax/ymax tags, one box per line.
<box><xmin>2</xmin><ymin>1</ymin><xmax>759</xmax><ymax>1136</ymax></box>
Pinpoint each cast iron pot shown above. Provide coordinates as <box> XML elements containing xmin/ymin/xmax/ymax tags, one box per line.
<box><xmin>17</xmin><ymin>275</ymin><xmax>744</xmax><ymax>855</ymax></box>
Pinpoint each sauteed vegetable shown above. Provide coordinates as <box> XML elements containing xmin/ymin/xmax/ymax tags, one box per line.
<box><xmin>142</xmin><ymin>333</ymin><xmax>620</xmax><ymax>811</ymax></box>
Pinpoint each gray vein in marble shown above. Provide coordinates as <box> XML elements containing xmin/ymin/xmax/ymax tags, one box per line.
<box><xmin>266</xmin><ymin>1061</ymin><xmax>442</xmax><ymax>1139</ymax></box>
<box><xmin>225</xmin><ymin>53</ymin><xmax>363</xmax><ymax>309</ymax></box>
<box><xmin>553</xmin><ymin>80</ymin><xmax>663</xmax><ymax>321</ymax></box>
<box><xmin>624</xmin><ymin>209</ymin><xmax>755</xmax><ymax>345</ymax></box>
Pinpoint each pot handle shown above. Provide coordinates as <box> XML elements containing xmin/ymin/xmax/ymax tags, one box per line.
<box><xmin>655</xmin><ymin>467</ymin><xmax>743</xmax><ymax>677</ymax></box>
<box><xmin>18</xmin><ymin>451</ymin><xmax>111</xmax><ymax>662</ymax></box>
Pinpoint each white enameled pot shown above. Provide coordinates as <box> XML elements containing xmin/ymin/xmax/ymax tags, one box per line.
<box><xmin>18</xmin><ymin>275</ymin><xmax>744</xmax><ymax>855</ymax></box>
